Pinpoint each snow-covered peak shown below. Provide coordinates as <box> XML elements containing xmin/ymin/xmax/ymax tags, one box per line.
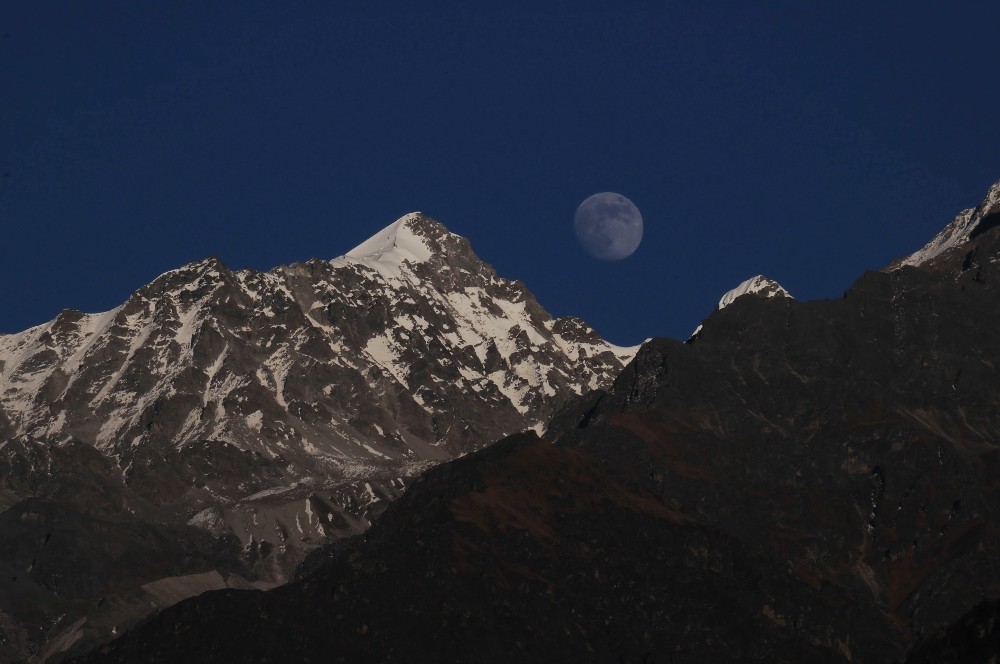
<box><xmin>718</xmin><ymin>275</ymin><xmax>791</xmax><ymax>310</ymax></box>
<box><xmin>0</xmin><ymin>207</ymin><xmax>633</xmax><ymax>469</ymax></box>
<box><xmin>337</xmin><ymin>213</ymin><xmax>434</xmax><ymax>279</ymax></box>
<box><xmin>894</xmin><ymin>178</ymin><xmax>1000</xmax><ymax>269</ymax></box>
<box><xmin>895</xmin><ymin>209</ymin><xmax>977</xmax><ymax>268</ymax></box>
<box><xmin>687</xmin><ymin>275</ymin><xmax>791</xmax><ymax>341</ymax></box>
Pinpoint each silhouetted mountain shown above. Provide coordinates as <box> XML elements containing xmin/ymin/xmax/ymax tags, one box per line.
<box><xmin>73</xmin><ymin>182</ymin><xmax>1000</xmax><ymax>663</ymax></box>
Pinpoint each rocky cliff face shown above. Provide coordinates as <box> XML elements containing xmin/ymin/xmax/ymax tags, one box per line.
<box><xmin>1</xmin><ymin>213</ymin><xmax>632</xmax><ymax>460</ymax></box>
<box><xmin>74</xmin><ymin>180</ymin><xmax>1000</xmax><ymax>663</ymax></box>
<box><xmin>0</xmin><ymin>213</ymin><xmax>635</xmax><ymax>662</ymax></box>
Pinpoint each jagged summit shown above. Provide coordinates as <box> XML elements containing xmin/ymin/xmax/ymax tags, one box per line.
<box><xmin>0</xmin><ymin>210</ymin><xmax>640</xmax><ymax>660</ymax></box>
<box><xmin>77</xmin><ymin>187</ymin><xmax>1000</xmax><ymax>663</ymax></box>
<box><xmin>339</xmin><ymin>212</ymin><xmax>436</xmax><ymax>277</ymax></box>
<box><xmin>893</xmin><ymin>178</ymin><xmax>1000</xmax><ymax>269</ymax></box>
<box><xmin>0</xmin><ymin>213</ymin><xmax>634</xmax><ymax>462</ymax></box>
<box><xmin>0</xmin><ymin>211</ymin><xmax>635</xmax><ymax>589</ymax></box>
<box><xmin>334</xmin><ymin>212</ymin><xmax>503</xmax><ymax>294</ymax></box>
<box><xmin>717</xmin><ymin>274</ymin><xmax>791</xmax><ymax>310</ymax></box>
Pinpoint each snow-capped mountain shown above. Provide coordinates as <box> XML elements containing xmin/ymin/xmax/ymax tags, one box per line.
<box><xmin>688</xmin><ymin>274</ymin><xmax>791</xmax><ymax>340</ymax></box>
<box><xmin>76</xmin><ymin>177</ymin><xmax>1000</xmax><ymax>664</ymax></box>
<box><xmin>717</xmin><ymin>275</ymin><xmax>791</xmax><ymax>309</ymax></box>
<box><xmin>0</xmin><ymin>213</ymin><xmax>631</xmax><ymax>458</ymax></box>
<box><xmin>0</xmin><ymin>213</ymin><xmax>634</xmax><ymax>569</ymax></box>
<box><xmin>891</xmin><ymin>179</ymin><xmax>1000</xmax><ymax>268</ymax></box>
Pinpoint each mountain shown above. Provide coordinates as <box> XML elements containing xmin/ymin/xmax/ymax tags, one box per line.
<box><xmin>717</xmin><ymin>274</ymin><xmax>791</xmax><ymax>309</ymax></box>
<box><xmin>0</xmin><ymin>213</ymin><xmax>635</xmax><ymax>662</ymax></box>
<box><xmin>891</xmin><ymin>179</ymin><xmax>1000</xmax><ymax>268</ymax></box>
<box><xmin>74</xmin><ymin>179</ymin><xmax>1000</xmax><ymax>663</ymax></box>
<box><xmin>688</xmin><ymin>274</ymin><xmax>791</xmax><ymax>339</ymax></box>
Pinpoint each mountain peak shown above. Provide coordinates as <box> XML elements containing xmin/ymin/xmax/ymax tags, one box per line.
<box><xmin>687</xmin><ymin>274</ymin><xmax>791</xmax><ymax>341</ymax></box>
<box><xmin>0</xmin><ymin>208</ymin><xmax>634</xmax><ymax>609</ymax></box>
<box><xmin>893</xmin><ymin>177</ymin><xmax>1000</xmax><ymax>269</ymax></box>
<box><xmin>341</xmin><ymin>213</ymin><xmax>433</xmax><ymax>273</ymax></box>
<box><xmin>717</xmin><ymin>275</ymin><xmax>791</xmax><ymax>310</ymax></box>
<box><xmin>335</xmin><ymin>212</ymin><xmax>469</xmax><ymax>280</ymax></box>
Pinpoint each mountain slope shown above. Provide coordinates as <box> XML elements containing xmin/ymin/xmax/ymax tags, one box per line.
<box><xmin>75</xmin><ymin>179</ymin><xmax>1000</xmax><ymax>663</ymax></box>
<box><xmin>0</xmin><ymin>213</ymin><xmax>635</xmax><ymax>662</ymax></box>
<box><xmin>0</xmin><ymin>214</ymin><xmax>634</xmax><ymax>542</ymax></box>
<box><xmin>891</xmin><ymin>179</ymin><xmax>1000</xmax><ymax>268</ymax></box>
<box><xmin>0</xmin><ymin>213</ymin><xmax>632</xmax><ymax>463</ymax></box>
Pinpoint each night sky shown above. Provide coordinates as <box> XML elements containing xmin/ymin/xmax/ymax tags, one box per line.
<box><xmin>4</xmin><ymin>3</ymin><xmax>1000</xmax><ymax>345</ymax></box>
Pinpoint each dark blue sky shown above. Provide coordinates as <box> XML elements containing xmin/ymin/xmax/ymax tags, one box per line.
<box><xmin>4</xmin><ymin>3</ymin><xmax>1000</xmax><ymax>345</ymax></box>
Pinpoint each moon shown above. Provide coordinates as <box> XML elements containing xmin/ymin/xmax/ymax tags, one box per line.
<box><xmin>574</xmin><ymin>192</ymin><xmax>643</xmax><ymax>261</ymax></box>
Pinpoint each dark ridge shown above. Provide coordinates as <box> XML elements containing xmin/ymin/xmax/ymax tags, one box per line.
<box><xmin>73</xmin><ymin>201</ymin><xmax>1000</xmax><ymax>663</ymax></box>
<box><xmin>905</xmin><ymin>599</ymin><xmax>1000</xmax><ymax>663</ymax></box>
<box><xmin>968</xmin><ymin>211</ymin><xmax>1000</xmax><ymax>240</ymax></box>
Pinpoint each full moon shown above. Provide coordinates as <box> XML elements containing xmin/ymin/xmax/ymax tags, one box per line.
<box><xmin>574</xmin><ymin>192</ymin><xmax>643</xmax><ymax>261</ymax></box>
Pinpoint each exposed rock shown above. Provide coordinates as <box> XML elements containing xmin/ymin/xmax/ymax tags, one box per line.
<box><xmin>72</xmin><ymin>181</ymin><xmax>1000</xmax><ymax>663</ymax></box>
<box><xmin>0</xmin><ymin>213</ymin><xmax>635</xmax><ymax>662</ymax></box>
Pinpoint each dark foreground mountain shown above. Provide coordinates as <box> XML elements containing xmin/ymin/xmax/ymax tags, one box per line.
<box><xmin>75</xmin><ymin>182</ymin><xmax>1000</xmax><ymax>663</ymax></box>
<box><xmin>0</xmin><ymin>214</ymin><xmax>634</xmax><ymax>662</ymax></box>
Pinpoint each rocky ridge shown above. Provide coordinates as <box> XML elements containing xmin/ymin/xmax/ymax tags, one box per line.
<box><xmin>0</xmin><ymin>213</ymin><xmax>635</xmax><ymax>662</ymax></box>
<box><xmin>891</xmin><ymin>179</ymin><xmax>1000</xmax><ymax>269</ymax></box>
<box><xmin>73</xmin><ymin>179</ymin><xmax>1000</xmax><ymax>663</ymax></box>
<box><xmin>717</xmin><ymin>274</ymin><xmax>791</xmax><ymax>309</ymax></box>
<box><xmin>689</xmin><ymin>274</ymin><xmax>791</xmax><ymax>340</ymax></box>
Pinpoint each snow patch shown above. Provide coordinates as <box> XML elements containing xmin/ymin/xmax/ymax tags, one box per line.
<box><xmin>362</xmin><ymin>442</ymin><xmax>390</xmax><ymax>459</ymax></box>
<box><xmin>897</xmin><ymin>209</ymin><xmax>976</xmax><ymax>267</ymax></box>
<box><xmin>895</xmin><ymin>179</ymin><xmax>1000</xmax><ymax>268</ymax></box>
<box><xmin>332</xmin><ymin>213</ymin><xmax>433</xmax><ymax>280</ymax></box>
<box><xmin>718</xmin><ymin>275</ymin><xmax>791</xmax><ymax>310</ymax></box>
<box><xmin>364</xmin><ymin>335</ymin><xmax>408</xmax><ymax>385</ymax></box>
<box><xmin>246</xmin><ymin>410</ymin><xmax>263</xmax><ymax>432</ymax></box>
